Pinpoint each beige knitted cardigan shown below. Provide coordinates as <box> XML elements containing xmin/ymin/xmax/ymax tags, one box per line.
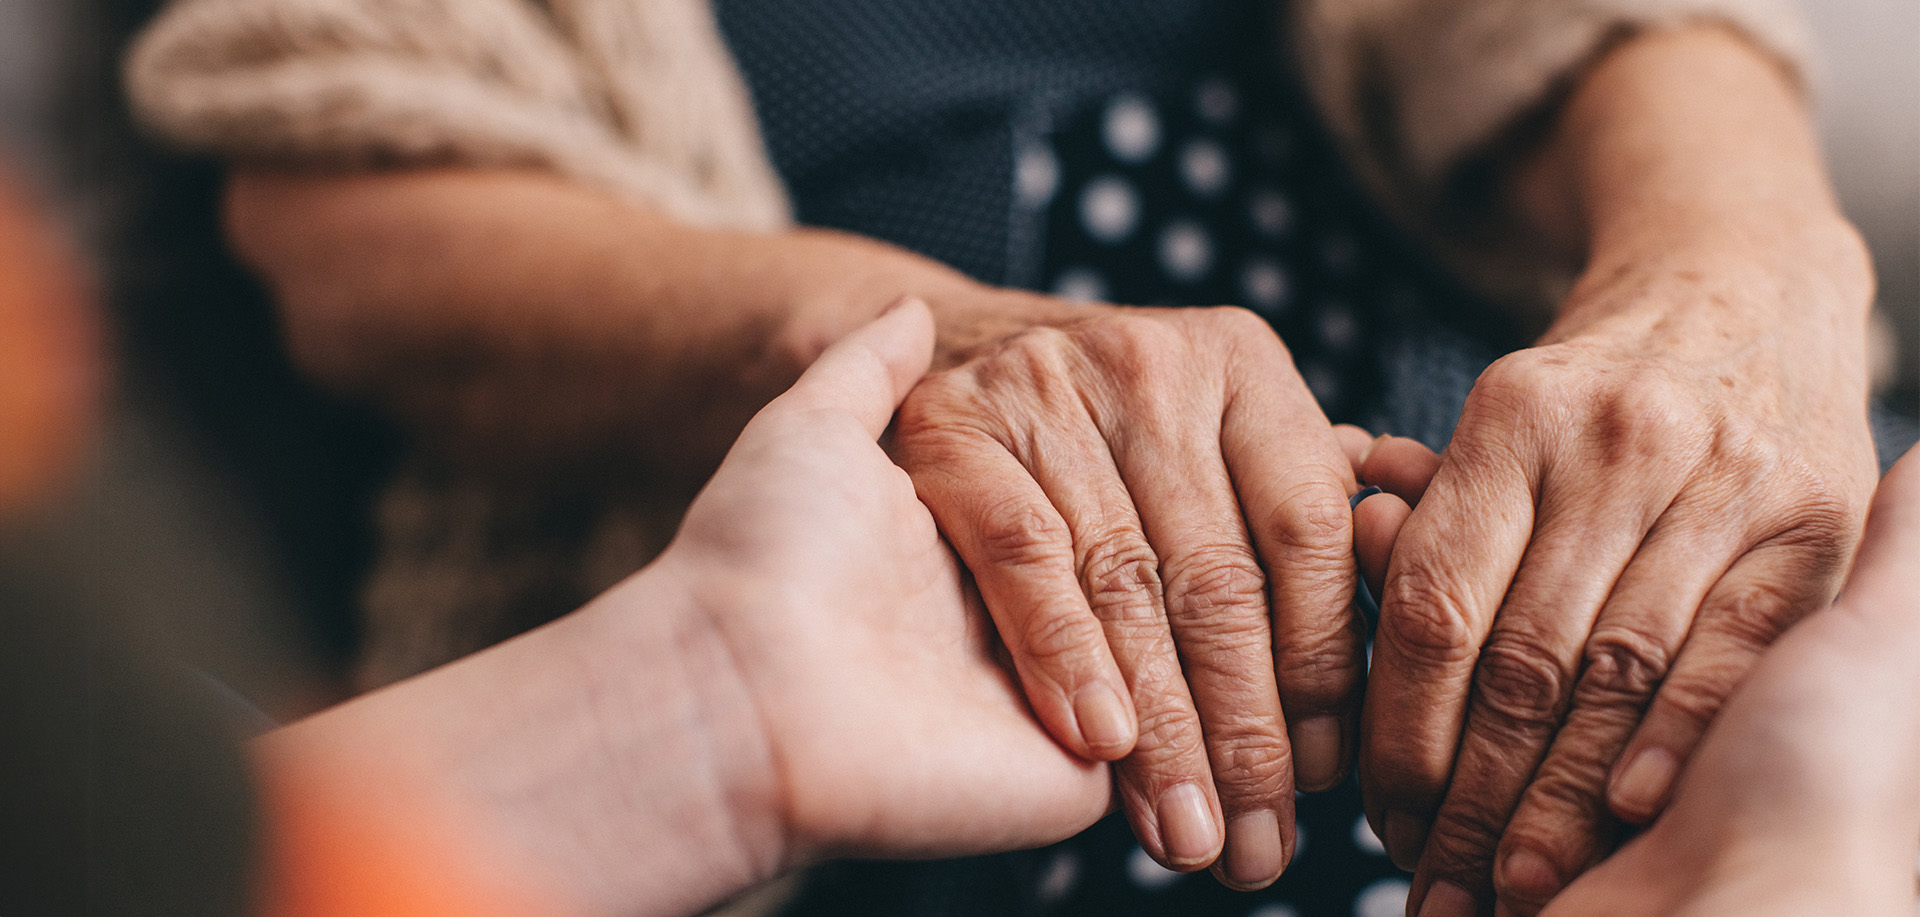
<box><xmin>127</xmin><ymin>0</ymin><xmax>1811</xmax><ymax>687</ymax></box>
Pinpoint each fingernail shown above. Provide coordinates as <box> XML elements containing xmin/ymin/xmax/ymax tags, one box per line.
<box><xmin>1157</xmin><ymin>783</ymin><xmax>1220</xmax><ymax>865</ymax></box>
<box><xmin>1417</xmin><ymin>881</ymin><xmax>1475</xmax><ymax>917</ymax></box>
<box><xmin>1073</xmin><ymin>683</ymin><xmax>1134</xmax><ymax>757</ymax></box>
<box><xmin>1383</xmin><ymin>810</ymin><xmax>1428</xmax><ymax>871</ymax></box>
<box><xmin>1288</xmin><ymin>716</ymin><xmax>1343</xmax><ymax>791</ymax></box>
<box><xmin>1500</xmin><ymin>848</ymin><xmax>1562</xmax><ymax>903</ymax></box>
<box><xmin>1222</xmin><ymin>810</ymin><xmax>1286</xmax><ymax>888</ymax></box>
<box><xmin>1611</xmin><ymin>748</ymin><xmax>1677</xmax><ymax>819</ymax></box>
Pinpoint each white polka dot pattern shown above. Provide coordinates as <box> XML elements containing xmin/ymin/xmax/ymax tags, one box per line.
<box><xmin>1180</xmin><ymin>138</ymin><xmax>1232</xmax><ymax>197</ymax></box>
<box><xmin>1015</xmin><ymin>142</ymin><xmax>1061</xmax><ymax>208</ymax></box>
<box><xmin>1103</xmin><ymin>94</ymin><xmax>1162</xmax><ymax>163</ymax></box>
<box><xmin>1126</xmin><ymin>845</ymin><xmax>1186</xmax><ymax>890</ymax></box>
<box><xmin>1158</xmin><ymin>220</ymin><xmax>1214</xmax><ymax>282</ymax></box>
<box><xmin>1080</xmin><ymin>175</ymin><xmax>1140</xmax><ymax>243</ymax></box>
<box><xmin>1352</xmin><ymin>813</ymin><xmax>1387</xmax><ymax>856</ymax></box>
<box><xmin>1353</xmin><ymin>878</ymin><xmax>1412</xmax><ymax>917</ymax></box>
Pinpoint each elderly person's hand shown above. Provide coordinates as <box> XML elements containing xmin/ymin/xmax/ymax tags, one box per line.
<box><xmin>895</xmin><ymin>296</ymin><xmax>1363</xmax><ymax>888</ymax></box>
<box><xmin>1540</xmin><ymin>446</ymin><xmax>1920</xmax><ymax>917</ymax></box>
<box><xmin>262</xmin><ymin>301</ymin><xmax>1114</xmax><ymax>917</ymax></box>
<box><xmin>1367</xmin><ymin>27</ymin><xmax>1884</xmax><ymax>917</ymax></box>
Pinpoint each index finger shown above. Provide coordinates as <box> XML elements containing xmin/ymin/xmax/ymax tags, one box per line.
<box><xmin>1360</xmin><ymin>434</ymin><xmax>1535</xmax><ymax>869</ymax></box>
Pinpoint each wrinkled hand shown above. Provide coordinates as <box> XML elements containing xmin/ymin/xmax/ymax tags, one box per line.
<box><xmin>1543</xmin><ymin>446</ymin><xmax>1920</xmax><ymax>917</ymax></box>
<box><xmin>661</xmin><ymin>299</ymin><xmax>1112</xmax><ymax>863</ymax></box>
<box><xmin>1366</xmin><ymin>252</ymin><xmax>1881</xmax><ymax>917</ymax></box>
<box><xmin>896</xmin><ymin>298</ymin><xmax>1361</xmax><ymax>887</ymax></box>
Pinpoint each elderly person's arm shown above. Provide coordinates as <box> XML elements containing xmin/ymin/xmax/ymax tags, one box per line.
<box><xmin>1355</xmin><ymin>24</ymin><xmax>1880</xmax><ymax>917</ymax></box>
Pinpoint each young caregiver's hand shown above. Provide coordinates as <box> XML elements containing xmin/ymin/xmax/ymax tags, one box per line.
<box><xmin>1541</xmin><ymin>446</ymin><xmax>1920</xmax><ymax>917</ymax></box>
<box><xmin>896</xmin><ymin>298</ymin><xmax>1364</xmax><ymax>888</ymax></box>
<box><xmin>262</xmin><ymin>301</ymin><xmax>1113</xmax><ymax>917</ymax></box>
<box><xmin>657</xmin><ymin>298</ymin><xmax>1113</xmax><ymax>866</ymax></box>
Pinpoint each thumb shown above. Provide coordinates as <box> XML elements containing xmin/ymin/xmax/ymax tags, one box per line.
<box><xmin>1839</xmin><ymin>445</ymin><xmax>1920</xmax><ymax>615</ymax></box>
<box><xmin>764</xmin><ymin>297</ymin><xmax>936</xmax><ymax>438</ymax></box>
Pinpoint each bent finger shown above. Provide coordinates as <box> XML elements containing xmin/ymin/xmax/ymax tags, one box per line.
<box><xmin>1608</xmin><ymin>540</ymin><xmax>1842</xmax><ymax>824</ymax></box>
<box><xmin>1221</xmin><ymin>343</ymin><xmax>1363</xmax><ymax>796</ymax></box>
<box><xmin>901</xmin><ymin>429</ymin><xmax>1138</xmax><ymax>764</ymax></box>
<box><xmin>1490</xmin><ymin>513</ymin><xmax>1737</xmax><ymax>914</ymax></box>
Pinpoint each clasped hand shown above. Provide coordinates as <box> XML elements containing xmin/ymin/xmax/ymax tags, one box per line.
<box><xmin>889</xmin><ymin>265</ymin><xmax>1875</xmax><ymax>908</ymax></box>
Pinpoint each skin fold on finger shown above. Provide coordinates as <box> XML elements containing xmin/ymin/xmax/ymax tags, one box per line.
<box><xmin>1607</xmin><ymin>538</ymin><xmax>1849</xmax><ymax>826</ymax></box>
<box><xmin>1103</xmin><ymin>388</ymin><xmax>1299</xmax><ymax>889</ymax></box>
<box><xmin>1217</xmin><ymin>335</ymin><xmax>1367</xmax><ymax>798</ymax></box>
<box><xmin>1406</xmin><ymin>486</ymin><xmax>1668</xmax><ymax>917</ymax></box>
<box><xmin>1003</xmin><ymin>402</ymin><xmax>1237</xmax><ymax>873</ymax></box>
<box><xmin>1490</xmin><ymin>508</ymin><xmax>1744</xmax><ymax>915</ymax></box>
<box><xmin>894</xmin><ymin>419</ymin><xmax>1139</xmax><ymax>765</ymax></box>
<box><xmin>1359</xmin><ymin>437</ymin><xmax>1536</xmax><ymax>871</ymax></box>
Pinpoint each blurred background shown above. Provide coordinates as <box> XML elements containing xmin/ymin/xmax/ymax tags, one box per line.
<box><xmin>0</xmin><ymin>0</ymin><xmax>1913</xmax><ymax>910</ymax></box>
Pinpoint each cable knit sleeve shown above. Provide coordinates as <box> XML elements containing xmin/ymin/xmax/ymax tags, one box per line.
<box><xmin>1287</xmin><ymin>0</ymin><xmax>1814</xmax><ymax>314</ymax></box>
<box><xmin>124</xmin><ymin>0</ymin><xmax>790</xmax><ymax>231</ymax></box>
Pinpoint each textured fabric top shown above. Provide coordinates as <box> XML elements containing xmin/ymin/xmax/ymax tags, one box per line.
<box><xmin>126</xmin><ymin>0</ymin><xmax>1815</xmax><ymax>312</ymax></box>
<box><xmin>714</xmin><ymin>0</ymin><xmax>1252</xmax><ymax>284</ymax></box>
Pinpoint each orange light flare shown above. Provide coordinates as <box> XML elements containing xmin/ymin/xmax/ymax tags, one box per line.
<box><xmin>0</xmin><ymin>162</ymin><xmax>101</xmax><ymax>517</ymax></box>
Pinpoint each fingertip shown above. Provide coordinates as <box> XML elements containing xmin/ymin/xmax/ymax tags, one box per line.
<box><xmin>1607</xmin><ymin>746</ymin><xmax>1677</xmax><ymax>823</ymax></box>
<box><xmin>1073</xmin><ymin>681</ymin><xmax>1138</xmax><ymax>760</ymax></box>
<box><xmin>867</xmin><ymin>296</ymin><xmax>938</xmax><ymax>399</ymax></box>
<box><xmin>782</xmin><ymin>296</ymin><xmax>937</xmax><ymax>435</ymax></box>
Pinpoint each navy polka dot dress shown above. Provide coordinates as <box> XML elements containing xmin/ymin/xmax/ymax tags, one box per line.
<box><xmin>713</xmin><ymin>1</ymin><xmax>1521</xmax><ymax>914</ymax></box>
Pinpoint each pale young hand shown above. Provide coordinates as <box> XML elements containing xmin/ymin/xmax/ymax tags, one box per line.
<box><xmin>1541</xmin><ymin>445</ymin><xmax>1920</xmax><ymax>917</ymax></box>
<box><xmin>898</xmin><ymin>299</ymin><xmax>1362</xmax><ymax>887</ymax></box>
<box><xmin>660</xmin><ymin>298</ymin><xmax>1113</xmax><ymax>865</ymax></box>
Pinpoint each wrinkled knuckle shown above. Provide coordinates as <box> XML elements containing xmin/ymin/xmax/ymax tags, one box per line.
<box><xmin>976</xmin><ymin>496</ymin><xmax>1071</xmax><ymax>570</ymax></box>
<box><xmin>1520</xmin><ymin>754</ymin><xmax>1611</xmax><ymax>819</ymax></box>
<box><xmin>1082</xmin><ymin>538</ymin><xmax>1164</xmax><ymax>618</ymax></box>
<box><xmin>1207</xmin><ymin>726</ymin><xmax>1292</xmax><ymax>795</ymax></box>
<box><xmin>1132</xmin><ymin>704</ymin><xmax>1205</xmax><ymax>760</ymax></box>
<box><xmin>1379</xmin><ymin>565</ymin><xmax>1479</xmax><ymax>666</ymax></box>
<box><xmin>1274</xmin><ymin>637</ymin><xmax>1363</xmax><ymax>707</ymax></box>
<box><xmin>1578</xmin><ymin>627</ymin><xmax>1671</xmax><ymax>704</ymax></box>
<box><xmin>1472</xmin><ymin>637</ymin><xmax>1571</xmax><ymax>732</ymax></box>
<box><xmin>1020</xmin><ymin>610</ymin><xmax>1107</xmax><ymax>669</ymax></box>
<box><xmin>1262</xmin><ymin>482</ymin><xmax>1353</xmax><ymax>554</ymax></box>
<box><xmin>1593</xmin><ymin>385</ymin><xmax>1696</xmax><ymax>463</ymax></box>
<box><xmin>1424</xmin><ymin>810</ymin><xmax>1505</xmax><ymax>872</ymax></box>
<box><xmin>1653</xmin><ymin>673</ymin><xmax>1738</xmax><ymax>734</ymax></box>
<box><xmin>1469</xmin><ymin>352</ymin><xmax>1561</xmax><ymax>417</ymax></box>
<box><xmin>1163</xmin><ymin>549</ymin><xmax>1267</xmax><ymax>620</ymax></box>
<box><xmin>1081</xmin><ymin>314</ymin><xmax>1181</xmax><ymax>384</ymax></box>
<box><xmin>1710</xmin><ymin>579</ymin><xmax>1802</xmax><ymax>648</ymax></box>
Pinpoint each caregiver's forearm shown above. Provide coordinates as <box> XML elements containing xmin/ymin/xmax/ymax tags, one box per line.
<box><xmin>224</xmin><ymin>169</ymin><xmax>1074</xmax><ymax>479</ymax></box>
<box><xmin>254</xmin><ymin>562</ymin><xmax>782</xmax><ymax>917</ymax></box>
